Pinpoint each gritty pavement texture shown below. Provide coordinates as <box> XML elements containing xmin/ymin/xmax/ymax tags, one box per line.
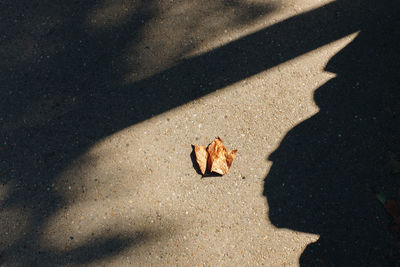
<box><xmin>1</xmin><ymin>0</ymin><xmax>400</xmax><ymax>266</ymax></box>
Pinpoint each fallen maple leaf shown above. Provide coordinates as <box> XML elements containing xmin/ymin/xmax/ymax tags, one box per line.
<box><xmin>193</xmin><ymin>145</ymin><xmax>208</xmax><ymax>175</ymax></box>
<box><xmin>193</xmin><ymin>137</ymin><xmax>237</xmax><ymax>175</ymax></box>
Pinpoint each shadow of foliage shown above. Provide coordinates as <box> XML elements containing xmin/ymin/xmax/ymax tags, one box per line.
<box><xmin>264</xmin><ymin>0</ymin><xmax>400</xmax><ymax>265</ymax></box>
<box><xmin>0</xmin><ymin>0</ymin><xmax>274</xmax><ymax>264</ymax></box>
<box><xmin>1</xmin><ymin>0</ymin><xmax>398</xmax><ymax>264</ymax></box>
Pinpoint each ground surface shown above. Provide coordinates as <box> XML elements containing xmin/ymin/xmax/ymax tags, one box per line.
<box><xmin>1</xmin><ymin>0</ymin><xmax>399</xmax><ymax>266</ymax></box>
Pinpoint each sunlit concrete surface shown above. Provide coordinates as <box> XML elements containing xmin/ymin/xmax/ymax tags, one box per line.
<box><xmin>36</xmin><ymin>30</ymin><xmax>353</xmax><ymax>267</ymax></box>
<box><xmin>2</xmin><ymin>0</ymin><xmax>395</xmax><ymax>265</ymax></box>
<box><xmin>112</xmin><ymin>0</ymin><xmax>337</xmax><ymax>83</ymax></box>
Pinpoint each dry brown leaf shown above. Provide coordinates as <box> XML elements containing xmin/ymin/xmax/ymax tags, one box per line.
<box><xmin>226</xmin><ymin>149</ymin><xmax>237</xmax><ymax>168</ymax></box>
<box><xmin>194</xmin><ymin>145</ymin><xmax>208</xmax><ymax>175</ymax></box>
<box><xmin>208</xmin><ymin>137</ymin><xmax>228</xmax><ymax>175</ymax></box>
<box><xmin>193</xmin><ymin>137</ymin><xmax>237</xmax><ymax>175</ymax></box>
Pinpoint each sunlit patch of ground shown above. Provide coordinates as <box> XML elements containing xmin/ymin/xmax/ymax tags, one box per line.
<box><xmin>36</xmin><ymin>24</ymin><xmax>358</xmax><ymax>265</ymax></box>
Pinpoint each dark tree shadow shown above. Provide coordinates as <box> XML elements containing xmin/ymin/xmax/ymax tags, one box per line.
<box><xmin>264</xmin><ymin>0</ymin><xmax>400</xmax><ymax>265</ymax></box>
<box><xmin>0</xmin><ymin>0</ymin><xmax>274</xmax><ymax>265</ymax></box>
